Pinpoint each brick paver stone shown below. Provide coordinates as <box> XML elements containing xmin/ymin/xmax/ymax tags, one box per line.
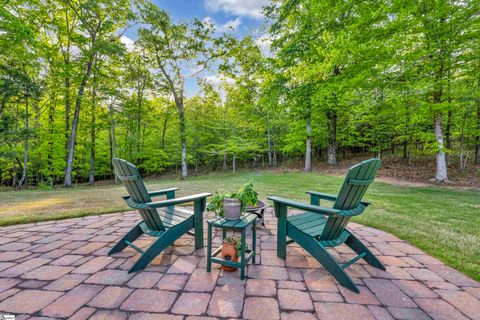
<box><xmin>41</xmin><ymin>284</ymin><xmax>104</xmax><ymax>317</ymax></box>
<box><xmin>51</xmin><ymin>254</ymin><xmax>84</xmax><ymax>266</ymax></box>
<box><xmin>44</xmin><ymin>273</ymin><xmax>88</xmax><ymax>291</ymax></box>
<box><xmin>280</xmin><ymin>311</ymin><xmax>317</xmax><ymax>320</ymax></box>
<box><xmin>0</xmin><ymin>289</ymin><xmax>63</xmax><ymax>314</ymax></box>
<box><xmin>303</xmin><ymin>269</ymin><xmax>338</xmax><ymax>292</ymax></box>
<box><xmin>388</xmin><ymin>307</ymin><xmax>431</xmax><ymax>320</ymax></box>
<box><xmin>90</xmin><ymin>310</ymin><xmax>128</xmax><ymax>320</ymax></box>
<box><xmin>0</xmin><ymin>251</ymin><xmax>30</xmax><ymax>261</ymax></box>
<box><xmin>278</xmin><ymin>289</ymin><xmax>314</xmax><ymax>311</ymax></box>
<box><xmin>243</xmin><ymin>297</ymin><xmax>280</xmax><ymax>320</ymax></box>
<box><xmin>0</xmin><ymin>258</ymin><xmax>51</xmax><ymax>277</ymax></box>
<box><xmin>130</xmin><ymin>313</ymin><xmax>184</xmax><ymax>320</ymax></box>
<box><xmin>88</xmin><ymin>286</ymin><xmax>133</xmax><ymax>308</ymax></box>
<box><xmin>69</xmin><ymin>307</ymin><xmax>97</xmax><ymax>320</ymax></box>
<box><xmin>261</xmin><ymin>250</ymin><xmax>286</xmax><ymax>266</ymax></box>
<box><xmin>392</xmin><ymin>279</ymin><xmax>438</xmax><ymax>298</ymax></box>
<box><xmin>21</xmin><ymin>265</ymin><xmax>74</xmax><ymax>280</ymax></box>
<box><xmin>310</xmin><ymin>292</ymin><xmax>344</xmax><ymax>303</ymax></box>
<box><xmin>428</xmin><ymin>265</ymin><xmax>480</xmax><ymax>287</ymax></box>
<box><xmin>248</xmin><ymin>265</ymin><xmax>289</xmax><ymax>280</ymax></box>
<box><xmin>404</xmin><ymin>267</ymin><xmax>444</xmax><ymax>282</ymax></box>
<box><xmin>246</xmin><ymin>279</ymin><xmax>276</xmax><ymax>297</ymax></box>
<box><xmin>368</xmin><ymin>305</ymin><xmax>395</xmax><ymax>320</ymax></box>
<box><xmin>436</xmin><ymin>289</ymin><xmax>480</xmax><ymax>320</ymax></box>
<box><xmin>121</xmin><ymin>289</ymin><xmax>177</xmax><ymax>313</ymax></box>
<box><xmin>85</xmin><ymin>269</ymin><xmax>133</xmax><ymax>285</ymax></box>
<box><xmin>207</xmin><ymin>284</ymin><xmax>245</xmax><ymax>318</ymax></box>
<box><xmin>278</xmin><ymin>280</ymin><xmax>306</xmax><ymax>290</ymax></box>
<box><xmin>184</xmin><ymin>268</ymin><xmax>220</xmax><ymax>292</ymax></box>
<box><xmin>72</xmin><ymin>256</ymin><xmax>112</xmax><ymax>273</ymax></box>
<box><xmin>315</xmin><ymin>302</ymin><xmax>375</xmax><ymax>320</ymax></box>
<box><xmin>415</xmin><ymin>298</ymin><xmax>469</xmax><ymax>320</ymax></box>
<box><xmin>127</xmin><ymin>272</ymin><xmax>163</xmax><ymax>289</ymax></box>
<box><xmin>338</xmin><ymin>285</ymin><xmax>381</xmax><ymax>305</ymax></box>
<box><xmin>171</xmin><ymin>292</ymin><xmax>211</xmax><ymax>315</ymax></box>
<box><xmin>364</xmin><ymin>278</ymin><xmax>416</xmax><ymax>308</ymax></box>
<box><xmin>464</xmin><ymin>287</ymin><xmax>480</xmax><ymax>299</ymax></box>
<box><xmin>166</xmin><ymin>256</ymin><xmax>198</xmax><ymax>274</ymax></box>
<box><xmin>0</xmin><ymin>278</ymin><xmax>20</xmax><ymax>293</ymax></box>
<box><xmin>156</xmin><ymin>274</ymin><xmax>189</xmax><ymax>291</ymax></box>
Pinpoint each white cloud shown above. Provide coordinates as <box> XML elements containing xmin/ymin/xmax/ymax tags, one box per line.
<box><xmin>204</xmin><ymin>0</ymin><xmax>270</xmax><ymax>19</ymax></box>
<box><xmin>203</xmin><ymin>16</ymin><xmax>241</xmax><ymax>33</ymax></box>
<box><xmin>255</xmin><ymin>34</ymin><xmax>272</xmax><ymax>57</ymax></box>
<box><xmin>120</xmin><ymin>35</ymin><xmax>135</xmax><ymax>52</ymax></box>
<box><xmin>204</xmin><ymin>74</ymin><xmax>235</xmax><ymax>86</ymax></box>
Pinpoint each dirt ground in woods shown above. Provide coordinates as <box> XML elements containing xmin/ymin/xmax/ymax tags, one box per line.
<box><xmin>280</xmin><ymin>155</ymin><xmax>480</xmax><ymax>190</ymax></box>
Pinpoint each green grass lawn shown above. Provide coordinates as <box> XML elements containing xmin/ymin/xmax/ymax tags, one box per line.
<box><xmin>0</xmin><ymin>171</ymin><xmax>479</xmax><ymax>281</ymax></box>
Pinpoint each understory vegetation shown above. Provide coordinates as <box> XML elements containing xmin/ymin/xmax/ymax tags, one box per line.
<box><xmin>1</xmin><ymin>0</ymin><xmax>479</xmax><ymax>188</ymax></box>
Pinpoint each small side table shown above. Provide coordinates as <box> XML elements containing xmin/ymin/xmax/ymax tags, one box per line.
<box><xmin>207</xmin><ymin>213</ymin><xmax>257</xmax><ymax>280</ymax></box>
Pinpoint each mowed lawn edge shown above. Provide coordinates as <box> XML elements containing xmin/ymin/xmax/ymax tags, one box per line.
<box><xmin>0</xmin><ymin>171</ymin><xmax>478</xmax><ymax>281</ymax></box>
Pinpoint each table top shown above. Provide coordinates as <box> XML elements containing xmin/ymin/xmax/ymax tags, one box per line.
<box><xmin>208</xmin><ymin>213</ymin><xmax>257</xmax><ymax>229</ymax></box>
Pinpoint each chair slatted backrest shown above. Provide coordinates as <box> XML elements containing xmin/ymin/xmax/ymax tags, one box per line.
<box><xmin>112</xmin><ymin>158</ymin><xmax>165</xmax><ymax>231</ymax></box>
<box><xmin>319</xmin><ymin>158</ymin><xmax>381</xmax><ymax>241</ymax></box>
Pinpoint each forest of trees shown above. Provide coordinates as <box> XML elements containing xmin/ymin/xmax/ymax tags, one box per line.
<box><xmin>0</xmin><ymin>0</ymin><xmax>479</xmax><ymax>188</ymax></box>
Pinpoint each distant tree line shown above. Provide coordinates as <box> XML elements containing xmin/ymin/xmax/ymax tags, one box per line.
<box><xmin>0</xmin><ymin>0</ymin><xmax>478</xmax><ymax>188</ymax></box>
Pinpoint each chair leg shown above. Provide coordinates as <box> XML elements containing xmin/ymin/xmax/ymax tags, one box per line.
<box><xmin>109</xmin><ymin>222</ymin><xmax>143</xmax><ymax>255</ymax></box>
<box><xmin>129</xmin><ymin>220</ymin><xmax>193</xmax><ymax>273</ymax></box>
<box><xmin>275</xmin><ymin>204</ymin><xmax>287</xmax><ymax>259</ymax></box>
<box><xmin>345</xmin><ymin>231</ymin><xmax>386</xmax><ymax>270</ymax></box>
<box><xmin>193</xmin><ymin>199</ymin><xmax>205</xmax><ymax>250</ymax></box>
<box><xmin>292</xmin><ymin>230</ymin><xmax>359</xmax><ymax>293</ymax></box>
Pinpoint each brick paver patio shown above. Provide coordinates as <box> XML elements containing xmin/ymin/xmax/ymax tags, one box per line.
<box><xmin>0</xmin><ymin>208</ymin><xmax>479</xmax><ymax>319</ymax></box>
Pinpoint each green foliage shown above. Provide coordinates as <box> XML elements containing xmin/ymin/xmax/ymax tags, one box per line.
<box><xmin>206</xmin><ymin>181</ymin><xmax>259</xmax><ymax>216</ymax></box>
<box><xmin>0</xmin><ymin>0</ymin><xmax>479</xmax><ymax>188</ymax></box>
<box><xmin>222</xmin><ymin>236</ymin><xmax>249</xmax><ymax>257</ymax></box>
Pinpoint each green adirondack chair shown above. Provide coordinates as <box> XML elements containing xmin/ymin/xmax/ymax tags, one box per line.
<box><xmin>110</xmin><ymin>158</ymin><xmax>211</xmax><ymax>273</ymax></box>
<box><xmin>268</xmin><ymin>158</ymin><xmax>385</xmax><ymax>293</ymax></box>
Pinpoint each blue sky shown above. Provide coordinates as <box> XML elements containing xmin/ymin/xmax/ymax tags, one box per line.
<box><xmin>122</xmin><ymin>0</ymin><xmax>270</xmax><ymax>96</ymax></box>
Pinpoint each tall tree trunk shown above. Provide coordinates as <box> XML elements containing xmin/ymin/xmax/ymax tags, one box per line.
<box><xmin>327</xmin><ymin>110</ymin><xmax>337</xmax><ymax>165</ymax></box>
<box><xmin>267</xmin><ymin>111</ymin><xmax>272</xmax><ymax>167</ymax></box>
<box><xmin>156</xmin><ymin>58</ymin><xmax>188</xmax><ymax>179</ymax></box>
<box><xmin>446</xmin><ymin>110</ymin><xmax>452</xmax><ymax>166</ymax></box>
<box><xmin>47</xmin><ymin>94</ymin><xmax>56</xmax><ymax>185</ymax></box>
<box><xmin>64</xmin><ymin>77</ymin><xmax>71</xmax><ymax>162</ymax></box>
<box><xmin>161</xmin><ymin>107</ymin><xmax>169</xmax><ymax>149</ymax></box>
<box><xmin>108</xmin><ymin>102</ymin><xmax>118</xmax><ymax>183</ymax></box>
<box><xmin>434</xmin><ymin>112</ymin><xmax>448</xmax><ymax>181</ymax></box>
<box><xmin>459</xmin><ymin>111</ymin><xmax>467</xmax><ymax>170</ymax></box>
<box><xmin>232</xmin><ymin>154</ymin><xmax>236</xmax><ymax>174</ymax></box>
<box><xmin>178</xmin><ymin>103</ymin><xmax>187</xmax><ymax>179</ymax></box>
<box><xmin>64</xmin><ymin>52</ymin><xmax>95</xmax><ymax>187</ymax></box>
<box><xmin>475</xmin><ymin>104</ymin><xmax>480</xmax><ymax>165</ymax></box>
<box><xmin>19</xmin><ymin>94</ymin><xmax>29</xmax><ymax>188</ymax></box>
<box><xmin>304</xmin><ymin>113</ymin><xmax>312</xmax><ymax>172</ymax></box>
<box><xmin>88</xmin><ymin>67</ymin><xmax>97</xmax><ymax>185</ymax></box>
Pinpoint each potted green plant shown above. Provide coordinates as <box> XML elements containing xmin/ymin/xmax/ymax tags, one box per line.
<box><xmin>220</xmin><ymin>236</ymin><xmax>249</xmax><ymax>272</ymax></box>
<box><xmin>206</xmin><ymin>181</ymin><xmax>259</xmax><ymax>220</ymax></box>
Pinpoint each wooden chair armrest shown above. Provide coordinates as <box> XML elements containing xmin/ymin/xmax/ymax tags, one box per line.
<box><xmin>306</xmin><ymin>191</ymin><xmax>371</xmax><ymax>206</ymax></box>
<box><xmin>148</xmin><ymin>187</ymin><xmax>179</xmax><ymax>198</ymax></box>
<box><xmin>306</xmin><ymin>191</ymin><xmax>337</xmax><ymax>201</ymax></box>
<box><xmin>146</xmin><ymin>193</ymin><xmax>212</xmax><ymax>208</ymax></box>
<box><xmin>268</xmin><ymin>196</ymin><xmax>340</xmax><ymax>216</ymax></box>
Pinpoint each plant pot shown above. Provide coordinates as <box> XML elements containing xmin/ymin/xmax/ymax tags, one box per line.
<box><xmin>221</xmin><ymin>239</ymin><xmax>238</xmax><ymax>272</ymax></box>
<box><xmin>223</xmin><ymin>198</ymin><xmax>242</xmax><ymax>220</ymax></box>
